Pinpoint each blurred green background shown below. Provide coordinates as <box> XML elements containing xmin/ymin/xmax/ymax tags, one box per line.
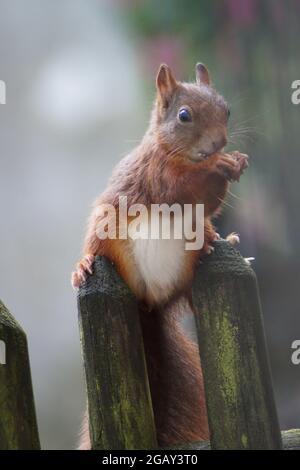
<box><xmin>0</xmin><ymin>0</ymin><xmax>299</xmax><ymax>448</ymax></box>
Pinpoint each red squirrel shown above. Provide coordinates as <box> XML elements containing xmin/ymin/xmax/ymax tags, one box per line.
<box><xmin>72</xmin><ymin>63</ymin><xmax>248</xmax><ymax>449</ymax></box>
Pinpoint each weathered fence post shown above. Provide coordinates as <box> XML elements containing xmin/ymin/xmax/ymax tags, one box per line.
<box><xmin>192</xmin><ymin>240</ymin><xmax>282</xmax><ymax>449</ymax></box>
<box><xmin>0</xmin><ymin>300</ymin><xmax>40</xmax><ymax>449</ymax></box>
<box><xmin>78</xmin><ymin>256</ymin><xmax>157</xmax><ymax>450</ymax></box>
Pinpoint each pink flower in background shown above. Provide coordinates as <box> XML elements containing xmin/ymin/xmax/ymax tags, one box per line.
<box><xmin>226</xmin><ymin>0</ymin><xmax>258</xmax><ymax>27</ymax></box>
<box><xmin>141</xmin><ymin>36</ymin><xmax>184</xmax><ymax>78</ymax></box>
<box><xmin>271</xmin><ymin>1</ymin><xmax>286</xmax><ymax>30</ymax></box>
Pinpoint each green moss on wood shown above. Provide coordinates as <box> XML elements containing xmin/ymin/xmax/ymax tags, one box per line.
<box><xmin>0</xmin><ymin>300</ymin><xmax>40</xmax><ymax>449</ymax></box>
<box><xmin>215</xmin><ymin>308</ymin><xmax>239</xmax><ymax>406</ymax></box>
<box><xmin>78</xmin><ymin>256</ymin><xmax>157</xmax><ymax>450</ymax></box>
<box><xmin>241</xmin><ymin>433</ymin><xmax>248</xmax><ymax>448</ymax></box>
<box><xmin>192</xmin><ymin>240</ymin><xmax>282</xmax><ymax>450</ymax></box>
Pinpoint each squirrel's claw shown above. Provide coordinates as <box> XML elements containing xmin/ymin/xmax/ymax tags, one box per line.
<box><xmin>218</xmin><ymin>151</ymin><xmax>249</xmax><ymax>182</ymax></box>
<box><xmin>71</xmin><ymin>254</ymin><xmax>95</xmax><ymax>289</ymax></box>
<box><xmin>226</xmin><ymin>232</ymin><xmax>240</xmax><ymax>245</ymax></box>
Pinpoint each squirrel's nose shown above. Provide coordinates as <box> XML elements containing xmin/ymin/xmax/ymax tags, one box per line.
<box><xmin>213</xmin><ymin>136</ymin><xmax>227</xmax><ymax>152</ymax></box>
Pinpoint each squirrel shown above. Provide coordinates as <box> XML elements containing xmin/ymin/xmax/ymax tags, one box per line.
<box><xmin>72</xmin><ymin>63</ymin><xmax>249</xmax><ymax>449</ymax></box>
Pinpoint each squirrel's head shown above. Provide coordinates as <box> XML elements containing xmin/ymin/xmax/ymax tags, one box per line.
<box><xmin>152</xmin><ymin>63</ymin><xmax>230</xmax><ymax>162</ymax></box>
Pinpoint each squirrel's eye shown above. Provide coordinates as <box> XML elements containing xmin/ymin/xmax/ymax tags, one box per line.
<box><xmin>227</xmin><ymin>108</ymin><xmax>231</xmax><ymax>119</ymax></box>
<box><xmin>178</xmin><ymin>108</ymin><xmax>192</xmax><ymax>122</ymax></box>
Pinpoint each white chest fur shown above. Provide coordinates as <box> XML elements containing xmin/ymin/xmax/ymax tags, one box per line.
<box><xmin>131</xmin><ymin>236</ymin><xmax>186</xmax><ymax>303</ymax></box>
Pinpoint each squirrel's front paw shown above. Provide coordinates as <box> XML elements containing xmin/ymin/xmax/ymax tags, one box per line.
<box><xmin>215</xmin><ymin>151</ymin><xmax>248</xmax><ymax>182</ymax></box>
<box><xmin>226</xmin><ymin>232</ymin><xmax>240</xmax><ymax>245</ymax></box>
<box><xmin>200</xmin><ymin>231</ymin><xmax>220</xmax><ymax>257</ymax></box>
<box><xmin>226</xmin><ymin>151</ymin><xmax>249</xmax><ymax>181</ymax></box>
<box><xmin>71</xmin><ymin>254</ymin><xmax>95</xmax><ymax>289</ymax></box>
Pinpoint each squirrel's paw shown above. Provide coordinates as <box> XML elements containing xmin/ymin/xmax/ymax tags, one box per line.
<box><xmin>204</xmin><ymin>244</ymin><xmax>215</xmax><ymax>255</ymax></box>
<box><xmin>226</xmin><ymin>232</ymin><xmax>240</xmax><ymax>245</ymax></box>
<box><xmin>200</xmin><ymin>230</ymin><xmax>220</xmax><ymax>258</ymax></box>
<box><xmin>227</xmin><ymin>151</ymin><xmax>249</xmax><ymax>181</ymax></box>
<box><xmin>71</xmin><ymin>254</ymin><xmax>95</xmax><ymax>289</ymax></box>
<box><xmin>215</xmin><ymin>151</ymin><xmax>248</xmax><ymax>182</ymax></box>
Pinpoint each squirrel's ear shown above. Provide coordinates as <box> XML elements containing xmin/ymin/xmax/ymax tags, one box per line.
<box><xmin>156</xmin><ymin>64</ymin><xmax>178</xmax><ymax>108</ymax></box>
<box><xmin>195</xmin><ymin>63</ymin><xmax>210</xmax><ymax>86</ymax></box>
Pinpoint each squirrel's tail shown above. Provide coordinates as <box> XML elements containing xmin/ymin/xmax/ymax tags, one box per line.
<box><xmin>139</xmin><ymin>298</ymin><xmax>209</xmax><ymax>447</ymax></box>
<box><xmin>78</xmin><ymin>409</ymin><xmax>90</xmax><ymax>450</ymax></box>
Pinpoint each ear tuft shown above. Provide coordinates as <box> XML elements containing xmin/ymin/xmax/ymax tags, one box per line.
<box><xmin>195</xmin><ymin>62</ymin><xmax>211</xmax><ymax>86</ymax></box>
<box><xmin>156</xmin><ymin>64</ymin><xmax>178</xmax><ymax>108</ymax></box>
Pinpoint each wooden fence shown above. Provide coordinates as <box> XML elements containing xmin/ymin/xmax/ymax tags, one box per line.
<box><xmin>77</xmin><ymin>240</ymin><xmax>300</xmax><ymax>450</ymax></box>
<box><xmin>0</xmin><ymin>240</ymin><xmax>299</xmax><ymax>449</ymax></box>
<box><xmin>0</xmin><ymin>300</ymin><xmax>40</xmax><ymax>449</ymax></box>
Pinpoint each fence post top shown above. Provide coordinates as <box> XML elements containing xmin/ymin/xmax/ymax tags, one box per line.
<box><xmin>194</xmin><ymin>239</ymin><xmax>255</xmax><ymax>279</ymax></box>
<box><xmin>0</xmin><ymin>300</ymin><xmax>25</xmax><ymax>335</ymax></box>
<box><xmin>78</xmin><ymin>255</ymin><xmax>136</xmax><ymax>302</ymax></box>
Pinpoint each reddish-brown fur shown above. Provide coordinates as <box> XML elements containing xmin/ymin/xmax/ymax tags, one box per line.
<box><xmin>140</xmin><ymin>302</ymin><xmax>208</xmax><ymax>446</ymax></box>
<box><xmin>72</xmin><ymin>63</ymin><xmax>248</xmax><ymax>449</ymax></box>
